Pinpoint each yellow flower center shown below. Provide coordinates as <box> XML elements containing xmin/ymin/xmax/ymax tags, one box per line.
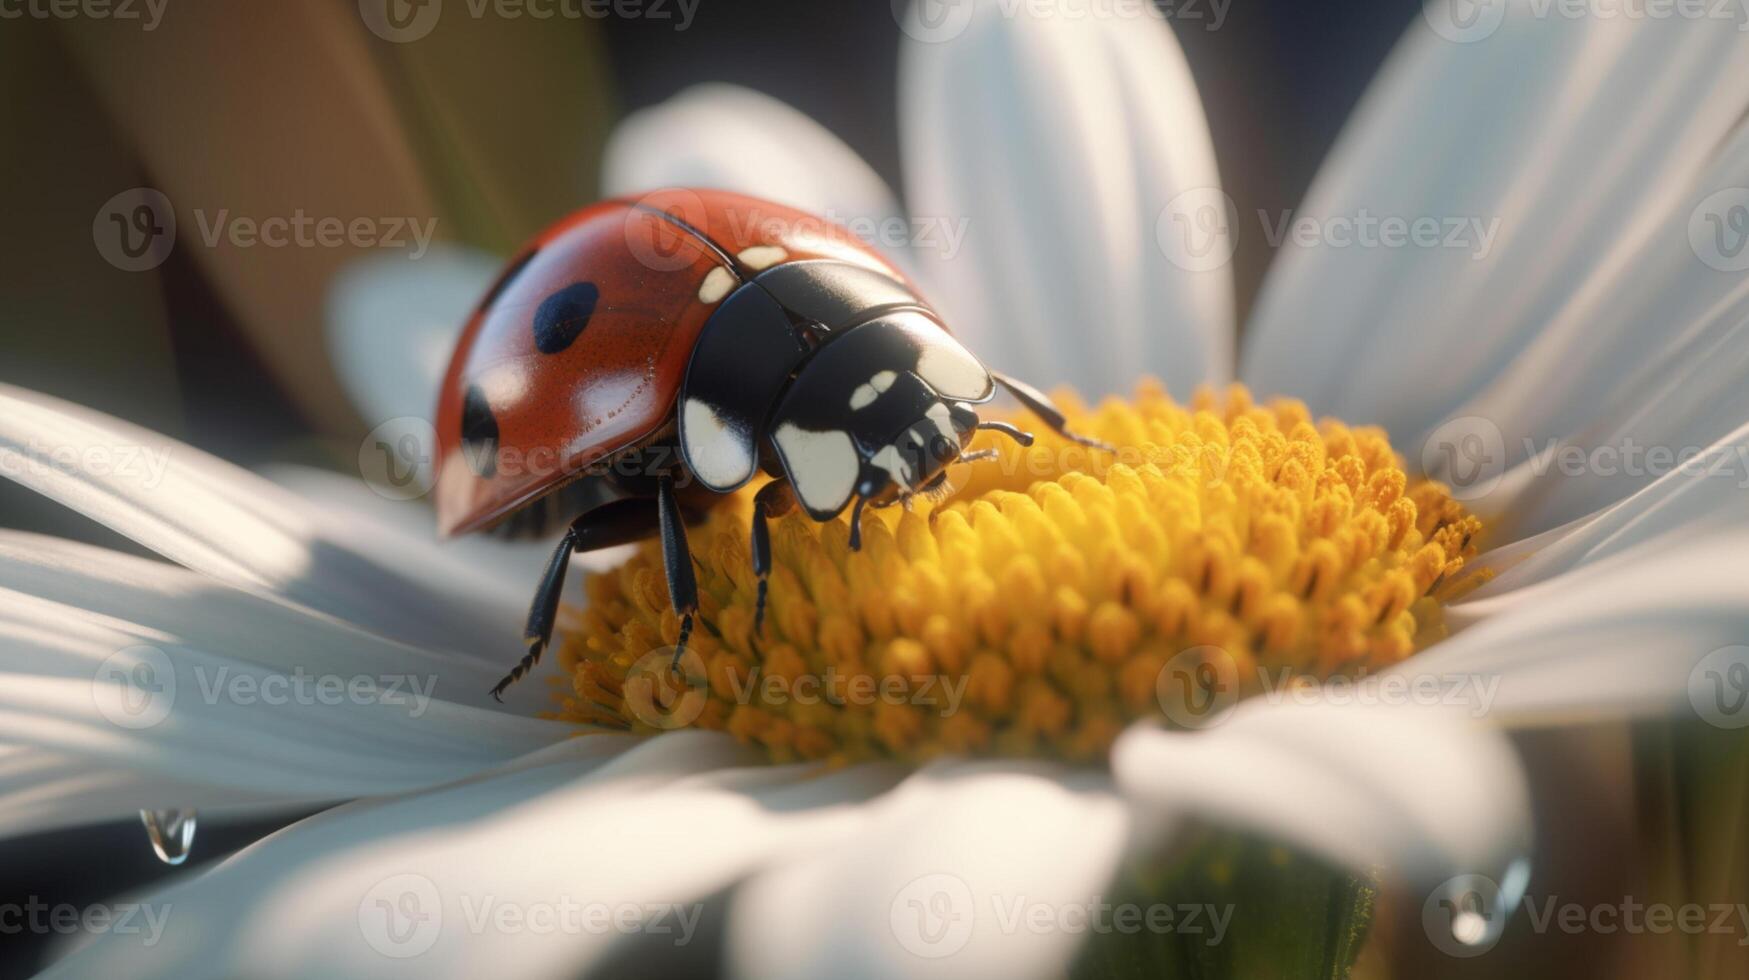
<box><xmin>548</xmin><ymin>382</ymin><xmax>1483</xmax><ymax>765</ymax></box>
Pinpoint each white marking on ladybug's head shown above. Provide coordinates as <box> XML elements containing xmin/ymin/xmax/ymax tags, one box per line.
<box><xmin>868</xmin><ymin>443</ymin><xmax>914</xmax><ymax>491</ymax></box>
<box><xmin>698</xmin><ymin>267</ymin><xmax>737</xmax><ymax>304</ymax></box>
<box><xmin>848</xmin><ymin>370</ymin><xmax>899</xmax><ymax>411</ymax></box>
<box><xmin>773</xmin><ymin>422</ymin><xmax>859</xmax><ymax>515</ymax></box>
<box><xmin>924</xmin><ymin>401</ymin><xmax>956</xmax><ymax>439</ymax></box>
<box><xmin>737</xmin><ymin>245</ymin><xmax>787</xmax><ymax>270</ymax></box>
<box><xmin>863</xmin><ymin>404</ymin><xmax>964</xmax><ymax>500</ymax></box>
<box><xmin>915</xmin><ymin>337</ymin><xmax>991</xmax><ymax>401</ymax></box>
<box><xmin>682</xmin><ymin>398</ymin><xmax>756</xmax><ymax>490</ymax></box>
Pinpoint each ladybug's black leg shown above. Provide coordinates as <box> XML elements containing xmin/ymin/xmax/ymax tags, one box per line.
<box><xmin>491</xmin><ymin>499</ymin><xmax>663</xmax><ymax>701</ymax></box>
<box><xmin>750</xmin><ymin>479</ymin><xmax>797</xmax><ymax>637</ymax></box>
<box><xmin>492</xmin><ymin>523</ymin><xmax>585</xmax><ymax>702</ymax></box>
<box><xmin>657</xmin><ymin>474</ymin><xmax>700</xmax><ymax>668</ymax></box>
<box><xmin>847</xmin><ymin>496</ymin><xmax>869</xmax><ymax>552</ymax></box>
<box><xmin>991</xmin><ymin>370</ymin><xmax>1114</xmax><ymax>452</ymax></box>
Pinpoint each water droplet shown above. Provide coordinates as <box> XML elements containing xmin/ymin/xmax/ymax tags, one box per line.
<box><xmin>1450</xmin><ymin>908</ymin><xmax>1490</xmax><ymax>946</ymax></box>
<box><xmin>140</xmin><ymin>808</ymin><xmax>197</xmax><ymax>866</ymax></box>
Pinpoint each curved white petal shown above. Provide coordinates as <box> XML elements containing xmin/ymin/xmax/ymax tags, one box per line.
<box><xmin>0</xmin><ymin>384</ymin><xmax>518</xmax><ymax>660</ymax></box>
<box><xmin>261</xmin><ymin>465</ymin><xmax>637</xmax><ymax>716</ymax></box>
<box><xmin>1244</xmin><ymin>3</ymin><xmax>1749</xmax><ymax>459</ymax></box>
<box><xmin>602</xmin><ymin>84</ymin><xmax>907</xmax><ymax>266</ymax></box>
<box><xmin>1422</xmin><ymin>528</ymin><xmax>1749</xmax><ymax>727</ymax></box>
<box><xmin>1113</xmin><ymin>702</ymin><xmax>1531</xmax><ymax>891</ymax></box>
<box><xmin>326</xmin><ymin>244</ymin><xmax>502</xmax><ymax>430</ymax></box>
<box><xmin>1442</xmin><ymin>128</ymin><xmax>1749</xmax><ymax>534</ymax></box>
<box><xmin>262</xmin><ymin>464</ymin><xmax>535</xmax><ymax>619</ymax></box>
<box><xmin>42</xmin><ymin>733</ymin><xmax>904</xmax><ymax>980</ymax></box>
<box><xmin>727</xmin><ymin>762</ymin><xmax>1126</xmax><ymax>980</ymax></box>
<box><xmin>1462</xmin><ymin>419</ymin><xmax>1749</xmax><ymax>593</ymax></box>
<box><xmin>0</xmin><ymin>547</ymin><xmax>566</xmax><ymax>837</ymax></box>
<box><xmin>0</xmin><ymin>531</ymin><xmax>482</xmax><ymax>685</ymax></box>
<box><xmin>899</xmin><ymin>0</ymin><xmax>1233</xmax><ymax>398</ymax></box>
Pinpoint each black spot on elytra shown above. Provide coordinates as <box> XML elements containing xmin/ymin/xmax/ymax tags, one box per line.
<box><xmin>460</xmin><ymin>384</ymin><xmax>500</xmax><ymax>478</ymax></box>
<box><xmin>532</xmin><ymin>281</ymin><xmax>599</xmax><ymax>354</ymax></box>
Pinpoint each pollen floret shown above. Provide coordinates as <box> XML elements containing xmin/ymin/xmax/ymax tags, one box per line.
<box><xmin>551</xmin><ymin>382</ymin><xmax>1483</xmax><ymax>765</ymax></box>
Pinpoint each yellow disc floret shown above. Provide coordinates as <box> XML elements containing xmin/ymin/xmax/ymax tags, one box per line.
<box><xmin>548</xmin><ymin>382</ymin><xmax>1483</xmax><ymax>765</ymax></box>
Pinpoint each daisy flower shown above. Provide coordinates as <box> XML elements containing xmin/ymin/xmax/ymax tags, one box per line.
<box><xmin>6</xmin><ymin>1</ymin><xmax>1749</xmax><ymax>977</ymax></box>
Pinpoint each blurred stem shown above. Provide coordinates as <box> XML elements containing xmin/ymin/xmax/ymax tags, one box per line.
<box><xmin>1654</xmin><ymin>721</ymin><xmax>1749</xmax><ymax>980</ymax></box>
<box><xmin>1630</xmin><ymin>717</ymin><xmax>1749</xmax><ymax>973</ymax></box>
<box><xmin>1073</xmin><ymin>828</ymin><xmax>1377</xmax><ymax>980</ymax></box>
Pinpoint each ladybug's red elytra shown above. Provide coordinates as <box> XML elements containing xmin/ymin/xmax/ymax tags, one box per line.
<box><xmin>433</xmin><ymin>189</ymin><xmax>1108</xmax><ymax>699</ymax></box>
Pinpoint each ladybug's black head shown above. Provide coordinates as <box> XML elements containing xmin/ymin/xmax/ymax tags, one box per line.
<box><xmin>760</xmin><ymin>300</ymin><xmax>1004</xmax><ymax>526</ymax></box>
<box><xmin>847</xmin><ymin>376</ymin><xmax>982</xmax><ymax>508</ymax></box>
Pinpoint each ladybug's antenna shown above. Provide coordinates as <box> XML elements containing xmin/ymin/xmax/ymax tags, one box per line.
<box><xmin>977</xmin><ymin>421</ymin><xmax>1035</xmax><ymax>447</ymax></box>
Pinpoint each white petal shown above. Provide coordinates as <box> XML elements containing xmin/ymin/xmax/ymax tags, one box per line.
<box><xmin>1462</xmin><ymin>419</ymin><xmax>1749</xmax><ymax>592</ymax></box>
<box><xmin>1244</xmin><ymin>4</ymin><xmax>1749</xmax><ymax>459</ymax></box>
<box><xmin>0</xmin><ymin>531</ymin><xmax>566</xmax><ymax>835</ymax></box>
<box><xmin>261</xmin><ymin>464</ymin><xmax>639</xmax><ymax>716</ymax></box>
<box><xmin>326</xmin><ymin>244</ymin><xmax>502</xmax><ymax>429</ymax></box>
<box><xmin>727</xmin><ymin>762</ymin><xmax>1127</xmax><ymax>980</ymax></box>
<box><xmin>42</xmin><ymin>733</ymin><xmax>903</xmax><ymax>980</ymax></box>
<box><xmin>1424</xmin><ymin>528</ymin><xmax>1749</xmax><ymax>726</ymax></box>
<box><xmin>602</xmin><ymin>84</ymin><xmax>906</xmax><ymax>265</ymax></box>
<box><xmin>0</xmin><ymin>384</ymin><xmax>518</xmax><ymax>659</ymax></box>
<box><xmin>1446</xmin><ymin>129</ymin><xmax>1749</xmax><ymax>534</ymax></box>
<box><xmin>0</xmin><ymin>662</ymin><xmax>561</xmax><ymax>839</ymax></box>
<box><xmin>0</xmin><ymin>530</ymin><xmax>481</xmax><ymax>685</ymax></box>
<box><xmin>1113</xmin><ymin>702</ymin><xmax>1531</xmax><ymax>890</ymax></box>
<box><xmin>900</xmin><ymin>0</ymin><xmax>1233</xmax><ymax>398</ymax></box>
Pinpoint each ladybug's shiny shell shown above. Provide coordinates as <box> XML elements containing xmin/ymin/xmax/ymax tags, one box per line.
<box><xmin>433</xmin><ymin>189</ymin><xmax>910</xmax><ymax>537</ymax></box>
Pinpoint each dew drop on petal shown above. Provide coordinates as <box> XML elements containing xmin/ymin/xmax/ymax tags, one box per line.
<box><xmin>140</xmin><ymin>808</ymin><xmax>197</xmax><ymax>866</ymax></box>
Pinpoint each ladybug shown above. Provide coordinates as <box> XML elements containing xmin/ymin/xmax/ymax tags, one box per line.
<box><xmin>433</xmin><ymin>189</ymin><xmax>1107</xmax><ymax>699</ymax></box>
